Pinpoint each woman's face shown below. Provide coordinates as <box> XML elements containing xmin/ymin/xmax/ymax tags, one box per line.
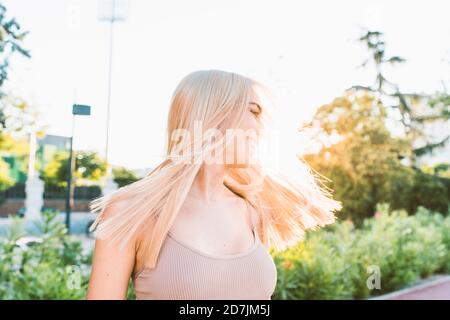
<box><xmin>224</xmin><ymin>93</ymin><xmax>263</xmax><ymax>168</ymax></box>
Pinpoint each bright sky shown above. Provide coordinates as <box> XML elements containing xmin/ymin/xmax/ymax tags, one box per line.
<box><xmin>4</xmin><ymin>0</ymin><xmax>450</xmax><ymax>172</ymax></box>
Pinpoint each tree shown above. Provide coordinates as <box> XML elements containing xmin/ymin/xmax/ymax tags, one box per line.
<box><xmin>302</xmin><ymin>91</ymin><xmax>416</xmax><ymax>223</ymax></box>
<box><xmin>40</xmin><ymin>150</ymin><xmax>107</xmax><ymax>188</ymax></box>
<box><xmin>301</xmin><ymin>29</ymin><xmax>450</xmax><ymax>221</ymax></box>
<box><xmin>0</xmin><ymin>132</ymin><xmax>28</xmax><ymax>195</ymax></box>
<box><xmin>0</xmin><ymin>4</ymin><xmax>30</xmax><ymax>92</ymax></box>
<box><xmin>0</xmin><ymin>3</ymin><xmax>41</xmax><ymax>193</ymax></box>
<box><xmin>0</xmin><ymin>155</ymin><xmax>13</xmax><ymax>191</ymax></box>
<box><xmin>112</xmin><ymin>166</ymin><xmax>140</xmax><ymax>188</ymax></box>
<box><xmin>0</xmin><ymin>3</ymin><xmax>31</xmax><ymax>133</ymax></box>
<box><xmin>350</xmin><ymin>30</ymin><xmax>450</xmax><ymax>165</ymax></box>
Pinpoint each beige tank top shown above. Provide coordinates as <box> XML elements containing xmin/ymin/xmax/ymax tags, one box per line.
<box><xmin>132</xmin><ymin>218</ymin><xmax>278</xmax><ymax>300</ymax></box>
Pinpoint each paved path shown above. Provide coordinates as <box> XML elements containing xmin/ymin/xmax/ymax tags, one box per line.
<box><xmin>372</xmin><ymin>275</ymin><xmax>450</xmax><ymax>300</ymax></box>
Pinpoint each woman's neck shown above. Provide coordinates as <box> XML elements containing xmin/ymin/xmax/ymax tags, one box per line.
<box><xmin>188</xmin><ymin>163</ymin><xmax>235</xmax><ymax>203</ymax></box>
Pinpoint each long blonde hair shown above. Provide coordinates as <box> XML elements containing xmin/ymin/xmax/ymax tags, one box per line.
<box><xmin>89</xmin><ymin>69</ymin><xmax>342</xmax><ymax>269</ymax></box>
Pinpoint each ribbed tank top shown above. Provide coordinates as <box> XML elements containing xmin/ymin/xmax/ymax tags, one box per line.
<box><xmin>132</xmin><ymin>224</ymin><xmax>278</xmax><ymax>300</ymax></box>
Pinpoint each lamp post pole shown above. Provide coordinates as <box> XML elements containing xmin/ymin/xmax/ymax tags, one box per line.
<box><xmin>104</xmin><ymin>2</ymin><xmax>115</xmax><ymax>178</ymax></box>
<box><xmin>65</xmin><ymin>115</ymin><xmax>75</xmax><ymax>233</ymax></box>
<box><xmin>65</xmin><ymin>104</ymin><xmax>91</xmax><ymax>234</ymax></box>
<box><xmin>98</xmin><ymin>0</ymin><xmax>128</xmax><ymax>191</ymax></box>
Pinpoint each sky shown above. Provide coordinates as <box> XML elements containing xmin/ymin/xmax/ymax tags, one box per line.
<box><xmin>3</xmin><ymin>0</ymin><xmax>450</xmax><ymax>172</ymax></box>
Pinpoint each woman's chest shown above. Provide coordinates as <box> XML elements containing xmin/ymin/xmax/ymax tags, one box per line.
<box><xmin>133</xmin><ymin>237</ymin><xmax>278</xmax><ymax>300</ymax></box>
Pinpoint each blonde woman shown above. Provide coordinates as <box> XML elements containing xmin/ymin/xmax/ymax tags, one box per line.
<box><xmin>86</xmin><ymin>69</ymin><xmax>341</xmax><ymax>300</ymax></box>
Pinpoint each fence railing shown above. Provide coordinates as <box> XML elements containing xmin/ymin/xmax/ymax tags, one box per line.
<box><xmin>0</xmin><ymin>183</ymin><xmax>102</xmax><ymax>200</ymax></box>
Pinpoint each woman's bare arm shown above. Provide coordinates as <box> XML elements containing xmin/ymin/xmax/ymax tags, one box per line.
<box><xmin>86</xmin><ymin>201</ymin><xmax>137</xmax><ymax>300</ymax></box>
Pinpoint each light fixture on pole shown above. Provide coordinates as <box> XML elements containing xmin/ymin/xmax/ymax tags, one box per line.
<box><xmin>97</xmin><ymin>0</ymin><xmax>128</xmax><ymax>195</ymax></box>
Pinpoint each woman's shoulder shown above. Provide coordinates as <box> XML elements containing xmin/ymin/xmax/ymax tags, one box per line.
<box><xmin>95</xmin><ymin>198</ymin><xmax>147</xmax><ymax>251</ymax></box>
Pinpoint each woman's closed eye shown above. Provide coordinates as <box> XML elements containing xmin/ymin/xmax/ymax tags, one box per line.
<box><xmin>249</xmin><ymin>102</ymin><xmax>262</xmax><ymax>118</ymax></box>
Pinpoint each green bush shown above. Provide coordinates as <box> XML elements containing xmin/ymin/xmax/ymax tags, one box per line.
<box><xmin>2</xmin><ymin>205</ymin><xmax>448</xmax><ymax>300</ymax></box>
<box><xmin>0</xmin><ymin>209</ymin><xmax>137</xmax><ymax>299</ymax></box>
<box><xmin>273</xmin><ymin>226</ymin><xmax>355</xmax><ymax>299</ymax></box>
<box><xmin>272</xmin><ymin>204</ymin><xmax>450</xmax><ymax>300</ymax></box>
<box><xmin>0</xmin><ymin>209</ymin><xmax>91</xmax><ymax>299</ymax></box>
<box><xmin>354</xmin><ymin>205</ymin><xmax>446</xmax><ymax>294</ymax></box>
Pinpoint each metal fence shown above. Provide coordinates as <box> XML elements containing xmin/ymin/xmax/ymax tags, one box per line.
<box><xmin>0</xmin><ymin>183</ymin><xmax>102</xmax><ymax>200</ymax></box>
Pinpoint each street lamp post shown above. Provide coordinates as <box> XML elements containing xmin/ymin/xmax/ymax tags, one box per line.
<box><xmin>65</xmin><ymin>104</ymin><xmax>91</xmax><ymax>234</ymax></box>
<box><xmin>97</xmin><ymin>0</ymin><xmax>128</xmax><ymax>194</ymax></box>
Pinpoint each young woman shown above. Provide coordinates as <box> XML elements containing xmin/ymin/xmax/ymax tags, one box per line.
<box><xmin>86</xmin><ymin>69</ymin><xmax>341</xmax><ymax>300</ymax></box>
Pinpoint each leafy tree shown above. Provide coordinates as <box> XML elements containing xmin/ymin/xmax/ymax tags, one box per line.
<box><xmin>0</xmin><ymin>3</ymin><xmax>29</xmax><ymax>188</ymax></box>
<box><xmin>0</xmin><ymin>156</ymin><xmax>13</xmax><ymax>190</ymax></box>
<box><xmin>0</xmin><ymin>4</ymin><xmax>45</xmax><ymax>193</ymax></box>
<box><xmin>0</xmin><ymin>3</ymin><xmax>30</xmax><ymax>94</ymax></box>
<box><xmin>113</xmin><ymin>166</ymin><xmax>140</xmax><ymax>188</ymax></box>
<box><xmin>301</xmin><ymin>30</ymin><xmax>450</xmax><ymax>222</ymax></box>
<box><xmin>302</xmin><ymin>91</ymin><xmax>415</xmax><ymax>223</ymax></box>
<box><xmin>40</xmin><ymin>150</ymin><xmax>107</xmax><ymax>188</ymax></box>
<box><xmin>303</xmin><ymin>91</ymin><xmax>449</xmax><ymax>221</ymax></box>
<box><xmin>0</xmin><ymin>3</ymin><xmax>32</xmax><ymax>135</ymax></box>
<box><xmin>407</xmin><ymin>170</ymin><xmax>448</xmax><ymax>214</ymax></box>
<box><xmin>421</xmin><ymin>162</ymin><xmax>450</xmax><ymax>178</ymax></box>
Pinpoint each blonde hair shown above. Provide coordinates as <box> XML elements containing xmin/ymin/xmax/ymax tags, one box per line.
<box><xmin>89</xmin><ymin>69</ymin><xmax>342</xmax><ymax>269</ymax></box>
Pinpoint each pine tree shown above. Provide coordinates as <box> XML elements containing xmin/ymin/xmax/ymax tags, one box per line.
<box><xmin>351</xmin><ymin>29</ymin><xmax>450</xmax><ymax>166</ymax></box>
